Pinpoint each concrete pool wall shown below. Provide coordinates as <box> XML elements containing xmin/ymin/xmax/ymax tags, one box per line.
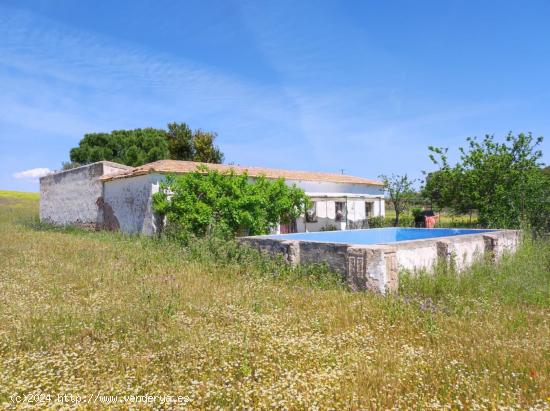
<box><xmin>239</xmin><ymin>229</ymin><xmax>521</xmax><ymax>294</ymax></box>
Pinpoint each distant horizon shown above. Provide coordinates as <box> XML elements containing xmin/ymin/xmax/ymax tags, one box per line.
<box><xmin>2</xmin><ymin>0</ymin><xmax>549</xmax><ymax>192</ymax></box>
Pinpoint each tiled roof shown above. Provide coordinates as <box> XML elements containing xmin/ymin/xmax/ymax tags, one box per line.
<box><xmin>101</xmin><ymin>160</ymin><xmax>383</xmax><ymax>186</ymax></box>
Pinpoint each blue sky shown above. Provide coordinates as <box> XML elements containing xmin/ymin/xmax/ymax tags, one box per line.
<box><xmin>1</xmin><ymin>0</ymin><xmax>549</xmax><ymax>192</ymax></box>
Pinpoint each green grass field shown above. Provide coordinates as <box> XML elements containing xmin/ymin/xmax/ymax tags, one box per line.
<box><xmin>0</xmin><ymin>191</ymin><xmax>549</xmax><ymax>409</ymax></box>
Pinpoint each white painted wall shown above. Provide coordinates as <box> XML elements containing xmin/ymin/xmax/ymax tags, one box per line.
<box><xmin>287</xmin><ymin>180</ymin><xmax>386</xmax><ymax>231</ymax></box>
<box><xmin>450</xmin><ymin>237</ymin><xmax>487</xmax><ymax>270</ymax></box>
<box><xmin>39</xmin><ymin>162</ymin><xmax>130</xmax><ymax>227</ymax></box>
<box><xmin>103</xmin><ymin>174</ymin><xmax>159</xmax><ymax>235</ymax></box>
<box><xmin>394</xmin><ymin>232</ymin><xmax>519</xmax><ymax>274</ymax></box>
<box><xmin>103</xmin><ymin>173</ymin><xmax>385</xmax><ymax>235</ymax></box>
<box><xmin>395</xmin><ymin>243</ymin><xmax>439</xmax><ymax>273</ymax></box>
<box><xmin>41</xmin><ymin>164</ymin><xmax>385</xmax><ymax>236</ymax></box>
<box><xmin>295</xmin><ymin>196</ymin><xmax>384</xmax><ymax>232</ymax></box>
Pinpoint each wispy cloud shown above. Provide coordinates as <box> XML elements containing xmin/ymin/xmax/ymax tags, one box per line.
<box><xmin>0</xmin><ymin>4</ymin><xmax>302</xmax><ymax>133</ymax></box>
<box><xmin>0</xmin><ymin>3</ymin><xmax>308</xmax><ymax>186</ymax></box>
<box><xmin>13</xmin><ymin>168</ymin><xmax>52</xmax><ymax>179</ymax></box>
<box><xmin>1</xmin><ymin>1</ymin><xmax>543</xmax><ymax>193</ymax></box>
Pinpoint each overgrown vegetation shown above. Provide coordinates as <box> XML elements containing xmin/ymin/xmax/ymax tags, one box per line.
<box><xmin>67</xmin><ymin>122</ymin><xmax>223</xmax><ymax>168</ymax></box>
<box><xmin>424</xmin><ymin>133</ymin><xmax>549</xmax><ymax>234</ymax></box>
<box><xmin>153</xmin><ymin>167</ymin><xmax>310</xmax><ymax>238</ymax></box>
<box><xmin>400</xmin><ymin>237</ymin><xmax>550</xmax><ymax>309</ymax></box>
<box><xmin>0</xmin><ymin>191</ymin><xmax>549</xmax><ymax>409</ymax></box>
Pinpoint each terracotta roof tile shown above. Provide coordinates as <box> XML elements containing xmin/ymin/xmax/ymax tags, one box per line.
<box><xmin>101</xmin><ymin>160</ymin><xmax>383</xmax><ymax>186</ymax></box>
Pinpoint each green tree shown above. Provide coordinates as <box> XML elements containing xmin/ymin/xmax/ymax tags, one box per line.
<box><xmin>166</xmin><ymin>122</ymin><xmax>194</xmax><ymax>160</ymax></box>
<box><xmin>423</xmin><ymin>169</ymin><xmax>474</xmax><ymax>215</ymax></box>
<box><xmin>68</xmin><ymin>122</ymin><xmax>223</xmax><ymax>167</ymax></box>
<box><xmin>379</xmin><ymin>174</ymin><xmax>416</xmax><ymax>227</ymax></box>
<box><xmin>427</xmin><ymin>132</ymin><xmax>549</xmax><ymax>233</ymax></box>
<box><xmin>193</xmin><ymin>129</ymin><xmax>224</xmax><ymax>163</ymax></box>
<box><xmin>152</xmin><ymin>167</ymin><xmax>310</xmax><ymax>238</ymax></box>
<box><xmin>70</xmin><ymin>128</ymin><xmax>170</xmax><ymax>167</ymax></box>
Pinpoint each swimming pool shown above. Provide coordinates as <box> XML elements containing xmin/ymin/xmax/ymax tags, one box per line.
<box><xmin>240</xmin><ymin>228</ymin><xmax>520</xmax><ymax>294</ymax></box>
<box><xmin>262</xmin><ymin>227</ymin><xmax>496</xmax><ymax>245</ymax></box>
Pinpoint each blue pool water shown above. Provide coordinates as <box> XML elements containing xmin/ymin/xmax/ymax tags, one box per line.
<box><xmin>262</xmin><ymin>228</ymin><xmax>495</xmax><ymax>246</ymax></box>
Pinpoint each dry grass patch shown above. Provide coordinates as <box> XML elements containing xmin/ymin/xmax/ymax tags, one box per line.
<box><xmin>0</xmin><ymin>192</ymin><xmax>549</xmax><ymax>409</ymax></box>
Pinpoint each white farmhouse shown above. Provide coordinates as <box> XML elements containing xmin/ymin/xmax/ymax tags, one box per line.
<box><xmin>40</xmin><ymin>160</ymin><xmax>385</xmax><ymax>235</ymax></box>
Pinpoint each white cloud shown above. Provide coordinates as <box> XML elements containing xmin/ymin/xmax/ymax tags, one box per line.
<box><xmin>13</xmin><ymin>168</ymin><xmax>52</xmax><ymax>179</ymax></box>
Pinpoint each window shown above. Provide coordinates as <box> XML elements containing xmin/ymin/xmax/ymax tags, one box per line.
<box><xmin>365</xmin><ymin>201</ymin><xmax>373</xmax><ymax>217</ymax></box>
<box><xmin>335</xmin><ymin>201</ymin><xmax>345</xmax><ymax>221</ymax></box>
<box><xmin>305</xmin><ymin>202</ymin><xmax>317</xmax><ymax>222</ymax></box>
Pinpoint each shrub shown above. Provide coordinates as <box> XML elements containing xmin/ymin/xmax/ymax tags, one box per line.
<box><xmin>320</xmin><ymin>224</ymin><xmax>338</xmax><ymax>231</ymax></box>
<box><xmin>395</xmin><ymin>214</ymin><xmax>414</xmax><ymax>227</ymax></box>
<box><xmin>368</xmin><ymin>216</ymin><xmax>386</xmax><ymax>228</ymax></box>
<box><xmin>153</xmin><ymin>167</ymin><xmax>310</xmax><ymax>239</ymax></box>
<box><xmin>175</xmin><ymin>233</ymin><xmax>344</xmax><ymax>289</ymax></box>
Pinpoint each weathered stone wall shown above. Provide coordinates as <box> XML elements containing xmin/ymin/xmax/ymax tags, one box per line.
<box><xmin>299</xmin><ymin>241</ymin><xmax>350</xmax><ymax>278</ymax></box>
<box><xmin>238</xmin><ymin>238</ymin><xmax>298</xmax><ymax>264</ymax></box>
<box><xmin>484</xmin><ymin>230</ymin><xmax>521</xmax><ymax>260</ymax></box>
<box><xmin>39</xmin><ymin>161</ymin><xmax>130</xmax><ymax>228</ymax></box>
<box><xmin>395</xmin><ymin>230</ymin><xmax>521</xmax><ymax>274</ymax></box>
<box><xmin>346</xmin><ymin>245</ymin><xmax>398</xmax><ymax>293</ymax></box>
<box><xmin>238</xmin><ymin>237</ymin><xmax>399</xmax><ymax>294</ymax></box>
<box><xmin>392</xmin><ymin>242</ymin><xmax>439</xmax><ymax>273</ymax></box>
<box><xmin>437</xmin><ymin>236</ymin><xmax>487</xmax><ymax>271</ymax></box>
<box><xmin>102</xmin><ymin>174</ymin><xmax>160</xmax><ymax>235</ymax></box>
<box><xmin>239</xmin><ymin>230</ymin><xmax>520</xmax><ymax>294</ymax></box>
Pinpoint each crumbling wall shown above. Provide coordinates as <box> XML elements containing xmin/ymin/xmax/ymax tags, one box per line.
<box><xmin>238</xmin><ymin>237</ymin><xmax>398</xmax><ymax>294</ymax></box>
<box><xmin>102</xmin><ymin>173</ymin><xmax>163</xmax><ymax>235</ymax></box>
<box><xmin>39</xmin><ymin>161</ymin><xmax>130</xmax><ymax>229</ymax></box>
<box><xmin>395</xmin><ymin>230</ymin><xmax>521</xmax><ymax>274</ymax></box>
<box><xmin>238</xmin><ymin>230</ymin><xmax>520</xmax><ymax>294</ymax></box>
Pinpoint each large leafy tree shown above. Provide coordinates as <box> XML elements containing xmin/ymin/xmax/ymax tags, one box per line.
<box><xmin>423</xmin><ymin>167</ymin><xmax>474</xmax><ymax>215</ymax></box>
<box><xmin>425</xmin><ymin>132</ymin><xmax>549</xmax><ymax>233</ymax></box>
<box><xmin>153</xmin><ymin>167</ymin><xmax>310</xmax><ymax>238</ymax></box>
<box><xmin>69</xmin><ymin>122</ymin><xmax>223</xmax><ymax>167</ymax></box>
<box><xmin>70</xmin><ymin>128</ymin><xmax>169</xmax><ymax>167</ymax></box>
